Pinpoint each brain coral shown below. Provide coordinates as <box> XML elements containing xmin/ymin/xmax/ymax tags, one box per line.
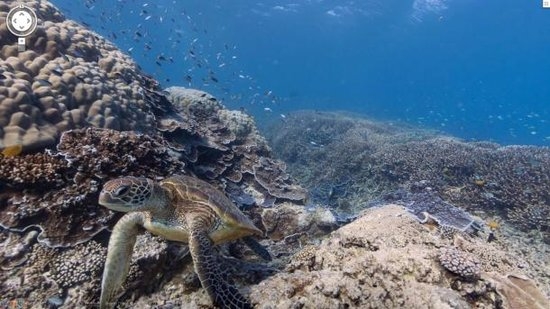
<box><xmin>0</xmin><ymin>1</ymin><xmax>164</xmax><ymax>152</ymax></box>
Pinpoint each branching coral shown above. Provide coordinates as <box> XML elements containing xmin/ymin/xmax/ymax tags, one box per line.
<box><xmin>0</xmin><ymin>152</ymin><xmax>67</xmax><ymax>187</ymax></box>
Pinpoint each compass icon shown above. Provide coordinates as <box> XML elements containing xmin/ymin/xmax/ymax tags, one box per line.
<box><xmin>6</xmin><ymin>4</ymin><xmax>38</xmax><ymax>51</ymax></box>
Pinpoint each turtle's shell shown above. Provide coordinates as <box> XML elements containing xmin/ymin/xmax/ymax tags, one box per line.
<box><xmin>159</xmin><ymin>175</ymin><xmax>262</xmax><ymax>244</ymax></box>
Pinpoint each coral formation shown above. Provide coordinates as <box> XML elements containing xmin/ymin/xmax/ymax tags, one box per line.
<box><xmin>260</xmin><ymin>202</ymin><xmax>338</xmax><ymax>241</ymax></box>
<box><xmin>1</xmin><ymin>2</ymin><xmax>548</xmax><ymax>308</ymax></box>
<box><xmin>0</xmin><ymin>1</ymin><xmax>166</xmax><ymax>152</ymax></box>
<box><xmin>160</xmin><ymin>87</ymin><xmax>307</xmax><ymax>205</ymax></box>
<box><xmin>0</xmin><ymin>127</ymin><xmax>185</xmax><ymax>248</ymax></box>
<box><xmin>249</xmin><ymin>205</ymin><xmax>549</xmax><ymax>308</ymax></box>
<box><xmin>0</xmin><ymin>152</ymin><xmax>67</xmax><ymax>187</ymax></box>
<box><xmin>47</xmin><ymin>240</ymin><xmax>105</xmax><ymax>288</ymax></box>
<box><xmin>485</xmin><ymin>273</ymin><xmax>550</xmax><ymax>309</ymax></box>
<box><xmin>438</xmin><ymin>247</ymin><xmax>481</xmax><ymax>281</ymax></box>
<box><xmin>0</xmin><ymin>2</ymin><xmax>306</xmax><ymax>305</ymax></box>
<box><xmin>267</xmin><ymin>111</ymin><xmax>550</xmax><ymax>241</ymax></box>
<box><xmin>382</xmin><ymin>187</ymin><xmax>483</xmax><ymax>234</ymax></box>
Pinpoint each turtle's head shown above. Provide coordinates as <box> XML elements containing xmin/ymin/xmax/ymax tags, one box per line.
<box><xmin>99</xmin><ymin>177</ymin><xmax>159</xmax><ymax>212</ymax></box>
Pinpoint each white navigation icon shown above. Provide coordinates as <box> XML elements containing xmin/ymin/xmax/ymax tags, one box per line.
<box><xmin>6</xmin><ymin>4</ymin><xmax>38</xmax><ymax>52</ymax></box>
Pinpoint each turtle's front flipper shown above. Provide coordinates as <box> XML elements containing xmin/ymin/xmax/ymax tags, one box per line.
<box><xmin>242</xmin><ymin>236</ymin><xmax>272</xmax><ymax>261</ymax></box>
<box><xmin>100</xmin><ymin>213</ymin><xmax>144</xmax><ymax>309</ymax></box>
<box><xmin>189</xmin><ymin>226</ymin><xmax>252</xmax><ymax>309</ymax></box>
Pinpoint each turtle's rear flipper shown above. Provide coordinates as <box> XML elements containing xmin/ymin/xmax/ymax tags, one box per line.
<box><xmin>189</xmin><ymin>227</ymin><xmax>252</xmax><ymax>309</ymax></box>
<box><xmin>242</xmin><ymin>236</ymin><xmax>272</xmax><ymax>261</ymax></box>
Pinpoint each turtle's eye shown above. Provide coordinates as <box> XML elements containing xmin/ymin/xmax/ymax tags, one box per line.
<box><xmin>114</xmin><ymin>185</ymin><xmax>130</xmax><ymax>197</ymax></box>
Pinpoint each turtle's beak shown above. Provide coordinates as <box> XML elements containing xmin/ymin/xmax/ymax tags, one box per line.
<box><xmin>99</xmin><ymin>190</ymin><xmax>133</xmax><ymax>212</ymax></box>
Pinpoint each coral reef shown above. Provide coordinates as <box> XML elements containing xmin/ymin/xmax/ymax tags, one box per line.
<box><xmin>47</xmin><ymin>240</ymin><xmax>105</xmax><ymax>288</ymax></box>
<box><xmin>0</xmin><ymin>238</ymin><xmax>104</xmax><ymax>307</ymax></box>
<box><xmin>160</xmin><ymin>87</ymin><xmax>307</xmax><ymax>205</ymax></box>
<box><xmin>1</xmin><ymin>1</ymin><xmax>548</xmax><ymax>308</ymax></box>
<box><xmin>267</xmin><ymin>111</ymin><xmax>550</xmax><ymax>241</ymax></box>
<box><xmin>0</xmin><ymin>127</ymin><xmax>185</xmax><ymax>248</ymax></box>
<box><xmin>0</xmin><ymin>152</ymin><xmax>67</xmax><ymax>187</ymax></box>
<box><xmin>0</xmin><ymin>2</ymin><xmax>307</xmax><ymax>306</ymax></box>
<box><xmin>0</xmin><ymin>1</ymin><xmax>167</xmax><ymax>152</ymax></box>
<box><xmin>249</xmin><ymin>205</ymin><xmax>549</xmax><ymax>309</ymax></box>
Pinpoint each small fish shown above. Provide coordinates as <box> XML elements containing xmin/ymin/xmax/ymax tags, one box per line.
<box><xmin>59</xmin><ymin>52</ymin><xmax>70</xmax><ymax>62</ymax></box>
<box><xmin>2</xmin><ymin>144</ymin><xmax>23</xmax><ymax>157</ymax></box>
<box><xmin>145</xmin><ymin>15</ymin><xmax>152</xmax><ymax>20</ymax></box>
<box><xmin>264</xmin><ymin>107</ymin><xmax>273</xmax><ymax>112</ymax></box>
<box><xmin>51</xmin><ymin>67</ymin><xmax>63</xmax><ymax>76</ymax></box>
<box><xmin>280</xmin><ymin>114</ymin><xmax>286</xmax><ymax>118</ymax></box>
<box><xmin>135</xmin><ymin>31</ymin><xmax>142</xmax><ymax>37</ymax></box>
<box><xmin>36</xmin><ymin>79</ymin><xmax>52</xmax><ymax>86</ymax></box>
<box><xmin>210</xmin><ymin>76</ymin><xmax>219</xmax><ymax>83</ymax></box>
<box><xmin>157</xmin><ymin>55</ymin><xmax>166</xmax><ymax>61</ymax></box>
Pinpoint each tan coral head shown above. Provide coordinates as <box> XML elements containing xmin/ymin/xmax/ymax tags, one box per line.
<box><xmin>99</xmin><ymin>177</ymin><xmax>157</xmax><ymax>212</ymax></box>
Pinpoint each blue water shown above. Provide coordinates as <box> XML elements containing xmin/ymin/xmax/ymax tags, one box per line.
<box><xmin>52</xmin><ymin>0</ymin><xmax>550</xmax><ymax>146</ymax></box>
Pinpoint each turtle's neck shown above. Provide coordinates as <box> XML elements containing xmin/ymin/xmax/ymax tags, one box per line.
<box><xmin>147</xmin><ymin>184</ymin><xmax>171</xmax><ymax>217</ymax></box>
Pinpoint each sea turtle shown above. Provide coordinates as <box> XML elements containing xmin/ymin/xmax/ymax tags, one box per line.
<box><xmin>98</xmin><ymin>175</ymin><xmax>270</xmax><ymax>309</ymax></box>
